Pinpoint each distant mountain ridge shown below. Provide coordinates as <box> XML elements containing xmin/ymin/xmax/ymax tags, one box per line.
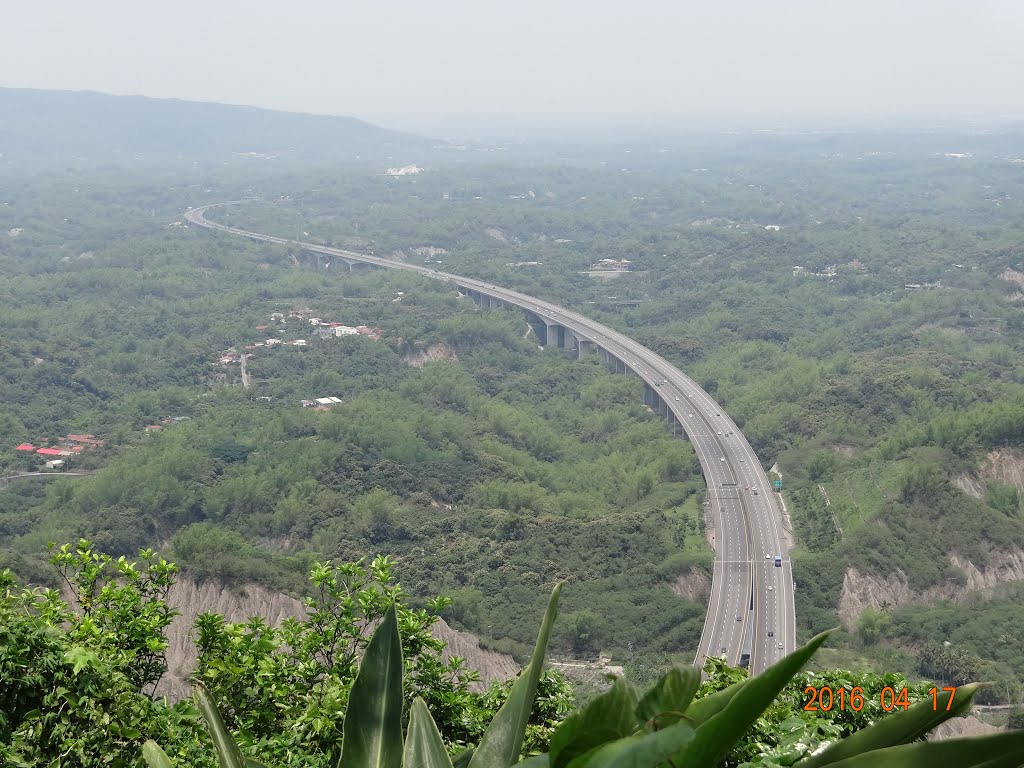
<box><xmin>0</xmin><ymin>87</ymin><xmax>431</xmax><ymax>168</ymax></box>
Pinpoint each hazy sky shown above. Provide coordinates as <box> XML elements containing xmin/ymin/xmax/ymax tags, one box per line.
<box><xmin>3</xmin><ymin>0</ymin><xmax>1023</xmax><ymax>137</ymax></box>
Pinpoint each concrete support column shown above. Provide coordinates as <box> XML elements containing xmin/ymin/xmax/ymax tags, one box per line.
<box><xmin>544</xmin><ymin>322</ymin><xmax>555</xmax><ymax>347</ymax></box>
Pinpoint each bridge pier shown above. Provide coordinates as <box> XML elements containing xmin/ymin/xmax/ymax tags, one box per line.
<box><xmin>544</xmin><ymin>323</ymin><xmax>561</xmax><ymax>348</ymax></box>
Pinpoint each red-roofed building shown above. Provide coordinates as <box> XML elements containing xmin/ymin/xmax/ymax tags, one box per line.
<box><xmin>356</xmin><ymin>326</ymin><xmax>383</xmax><ymax>341</ymax></box>
<box><xmin>144</xmin><ymin>425</ymin><xmax>162</xmax><ymax>432</ymax></box>
<box><xmin>37</xmin><ymin>447</ymin><xmax>64</xmax><ymax>456</ymax></box>
<box><xmin>15</xmin><ymin>443</ymin><xmax>36</xmax><ymax>452</ymax></box>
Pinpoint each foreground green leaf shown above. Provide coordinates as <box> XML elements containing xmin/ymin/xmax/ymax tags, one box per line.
<box><xmin>404</xmin><ymin>697</ymin><xmax>455</xmax><ymax>768</ymax></box>
<box><xmin>635</xmin><ymin>666</ymin><xmax>700</xmax><ymax>728</ymax></box>
<box><xmin>339</xmin><ymin>604</ymin><xmax>404</xmax><ymax>768</ymax></box>
<box><xmin>821</xmin><ymin>731</ymin><xmax>1024</xmax><ymax>768</ymax></box>
<box><xmin>469</xmin><ymin>582</ymin><xmax>563</xmax><ymax>768</ymax></box>
<box><xmin>142</xmin><ymin>740</ymin><xmax>173</xmax><ymax>768</ymax></box>
<box><xmin>513</xmin><ymin>755</ymin><xmax>550</xmax><ymax>768</ymax></box>
<box><xmin>798</xmin><ymin>683</ymin><xmax>985</xmax><ymax>768</ymax></box>
<box><xmin>564</xmin><ymin>719</ymin><xmax>696</xmax><ymax>768</ymax></box>
<box><xmin>684</xmin><ymin>676</ymin><xmax>752</xmax><ymax>726</ymax></box>
<box><xmin>548</xmin><ymin>676</ymin><xmax>640</xmax><ymax>768</ymax></box>
<box><xmin>195</xmin><ymin>682</ymin><xmax>248</xmax><ymax>768</ymax></box>
<box><xmin>680</xmin><ymin>629</ymin><xmax>832</xmax><ymax>766</ymax></box>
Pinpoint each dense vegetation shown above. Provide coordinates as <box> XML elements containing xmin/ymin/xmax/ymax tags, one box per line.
<box><xmin>0</xmin><ymin>543</ymin><xmax>573</xmax><ymax>767</ymax></box>
<box><xmin>0</xmin><ymin>172</ymin><xmax>708</xmax><ymax>670</ymax></box>
<box><xmin>8</xmin><ymin>545</ymin><xmax>1009</xmax><ymax>767</ymax></box>
<box><xmin>204</xmin><ymin>146</ymin><xmax>1024</xmax><ymax>700</ymax></box>
<box><xmin>5</xmin><ymin>112</ymin><xmax>1024</xmax><ymax>707</ymax></box>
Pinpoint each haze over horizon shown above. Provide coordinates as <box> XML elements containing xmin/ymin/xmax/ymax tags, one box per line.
<box><xmin>3</xmin><ymin>0</ymin><xmax>1024</xmax><ymax>139</ymax></box>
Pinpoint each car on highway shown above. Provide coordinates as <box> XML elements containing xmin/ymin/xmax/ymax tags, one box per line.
<box><xmin>767</xmin><ymin>585</ymin><xmax>774</xmax><ymax>591</ymax></box>
<box><xmin>739</xmin><ymin>457</ymin><xmax>744</xmax><ymax>462</ymax></box>
<box><xmin>768</xmin><ymin>631</ymin><xmax>774</xmax><ymax>637</ymax></box>
<box><xmin>717</xmin><ymin>430</ymin><xmax>723</xmax><ymax>435</ymax></box>
<box><xmin>777</xmin><ymin>642</ymin><xmax>784</xmax><ymax>649</ymax></box>
<box><xmin>675</xmin><ymin>396</ymin><xmax>680</xmax><ymax>401</ymax></box>
<box><xmin>765</xmin><ymin>553</ymin><xmax>771</xmax><ymax>559</ymax></box>
<box><xmin>720</xmin><ymin>457</ymin><xmax>725</xmax><ymax>462</ymax></box>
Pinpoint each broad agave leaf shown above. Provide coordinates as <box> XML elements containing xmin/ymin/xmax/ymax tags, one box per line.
<box><xmin>195</xmin><ymin>682</ymin><xmax>248</xmax><ymax>768</ymax></box>
<box><xmin>142</xmin><ymin>740</ymin><xmax>173</xmax><ymax>768</ymax></box>
<box><xmin>338</xmin><ymin>604</ymin><xmax>404</xmax><ymax>768</ymax></box>
<box><xmin>547</xmin><ymin>676</ymin><xmax>640</xmax><ymax>768</ymax></box>
<box><xmin>562</xmin><ymin>720</ymin><xmax>696</xmax><ymax>768</ymax></box>
<box><xmin>677</xmin><ymin>629</ymin><xmax>832</xmax><ymax>766</ymax></box>
<box><xmin>404</xmin><ymin>697</ymin><xmax>455</xmax><ymax>768</ymax></box>
<box><xmin>469</xmin><ymin>582</ymin><xmax>563</xmax><ymax>768</ymax></box>
<box><xmin>818</xmin><ymin>731</ymin><xmax>1024</xmax><ymax>768</ymax></box>
<box><xmin>798</xmin><ymin>682</ymin><xmax>985</xmax><ymax>768</ymax></box>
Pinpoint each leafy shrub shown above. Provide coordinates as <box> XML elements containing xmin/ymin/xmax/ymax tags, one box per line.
<box><xmin>148</xmin><ymin>584</ymin><xmax>1024</xmax><ymax>768</ymax></box>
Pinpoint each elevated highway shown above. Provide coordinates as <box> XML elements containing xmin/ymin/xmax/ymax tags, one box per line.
<box><xmin>185</xmin><ymin>201</ymin><xmax>796</xmax><ymax>673</ymax></box>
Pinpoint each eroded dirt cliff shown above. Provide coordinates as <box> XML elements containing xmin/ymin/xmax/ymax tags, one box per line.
<box><xmin>838</xmin><ymin>547</ymin><xmax>1024</xmax><ymax>629</ymax></box>
<box><xmin>156</xmin><ymin>576</ymin><xmax>517</xmax><ymax>700</ymax></box>
<box><xmin>401</xmin><ymin>341</ymin><xmax>459</xmax><ymax>368</ymax></box>
<box><xmin>670</xmin><ymin>568</ymin><xmax>711</xmax><ymax>602</ymax></box>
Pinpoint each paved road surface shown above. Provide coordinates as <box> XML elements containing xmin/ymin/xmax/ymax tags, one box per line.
<box><xmin>185</xmin><ymin>202</ymin><xmax>797</xmax><ymax>672</ymax></box>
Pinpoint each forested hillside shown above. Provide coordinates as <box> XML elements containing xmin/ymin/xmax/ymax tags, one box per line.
<box><xmin>0</xmin><ymin>172</ymin><xmax>708</xmax><ymax>674</ymax></box>
<box><xmin>5</xmin><ymin>124</ymin><xmax>1024</xmax><ymax>705</ymax></box>
<box><xmin>203</xmin><ymin>139</ymin><xmax>1024</xmax><ymax>702</ymax></box>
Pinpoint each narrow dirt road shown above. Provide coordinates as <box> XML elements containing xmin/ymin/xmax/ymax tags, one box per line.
<box><xmin>239</xmin><ymin>353</ymin><xmax>252</xmax><ymax>388</ymax></box>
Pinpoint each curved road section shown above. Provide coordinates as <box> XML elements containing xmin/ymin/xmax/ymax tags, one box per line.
<box><xmin>185</xmin><ymin>202</ymin><xmax>797</xmax><ymax>673</ymax></box>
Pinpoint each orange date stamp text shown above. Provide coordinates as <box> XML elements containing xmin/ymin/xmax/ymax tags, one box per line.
<box><xmin>802</xmin><ymin>685</ymin><xmax>957</xmax><ymax>712</ymax></box>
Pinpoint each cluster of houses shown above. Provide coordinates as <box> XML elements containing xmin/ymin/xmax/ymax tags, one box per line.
<box><xmin>303</xmin><ymin>315</ymin><xmax>383</xmax><ymax>341</ymax></box>
<box><xmin>14</xmin><ymin>433</ymin><xmax>105</xmax><ymax>469</ymax></box>
<box><xmin>214</xmin><ymin>304</ymin><xmax>385</xmax><ymax>380</ymax></box>
<box><xmin>301</xmin><ymin>396</ymin><xmax>343</xmax><ymax>410</ymax></box>
<box><xmin>217</xmin><ymin>309</ymin><xmax>383</xmax><ymax>367</ymax></box>
<box><xmin>590</xmin><ymin>258</ymin><xmax>633</xmax><ymax>272</ymax></box>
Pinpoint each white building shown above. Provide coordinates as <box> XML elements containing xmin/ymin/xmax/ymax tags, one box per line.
<box><xmin>335</xmin><ymin>326</ymin><xmax>359</xmax><ymax>337</ymax></box>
